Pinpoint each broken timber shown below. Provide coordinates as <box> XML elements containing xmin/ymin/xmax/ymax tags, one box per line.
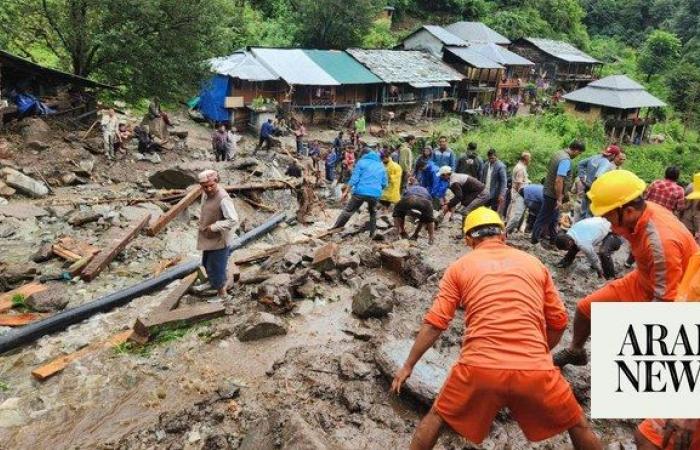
<box><xmin>0</xmin><ymin>283</ymin><xmax>47</xmax><ymax>313</ymax></box>
<box><xmin>131</xmin><ymin>303</ymin><xmax>226</xmax><ymax>344</ymax></box>
<box><xmin>31</xmin><ymin>330</ymin><xmax>133</xmax><ymax>381</ymax></box>
<box><xmin>0</xmin><ymin>313</ymin><xmax>45</xmax><ymax>327</ymax></box>
<box><xmin>145</xmin><ymin>186</ymin><xmax>202</xmax><ymax>236</ymax></box>
<box><xmin>81</xmin><ymin>214</ymin><xmax>151</xmax><ymax>281</ymax></box>
<box><xmin>153</xmin><ymin>272</ymin><xmax>198</xmax><ymax>313</ymax></box>
<box><xmin>164</xmin><ymin>180</ymin><xmax>303</xmax><ymax>202</ymax></box>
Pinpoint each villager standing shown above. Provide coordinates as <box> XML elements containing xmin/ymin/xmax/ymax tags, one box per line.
<box><xmin>531</xmin><ymin>141</ymin><xmax>585</xmax><ymax>246</ymax></box>
<box><xmin>379</xmin><ymin>151</ymin><xmax>402</xmax><ymax>209</ymax></box>
<box><xmin>226</xmin><ymin>125</ymin><xmax>240</xmax><ymax>160</ymax></box>
<box><xmin>143</xmin><ymin>97</ymin><xmax>171</xmax><ymax>139</ymax></box>
<box><xmin>644</xmin><ymin>166</ymin><xmax>687</xmax><ymax>217</ymax></box>
<box><xmin>431</xmin><ymin>136</ymin><xmax>456</xmax><ymax>171</ymax></box>
<box><xmin>398</xmin><ymin>135</ymin><xmax>415</xmax><ymax>191</ymax></box>
<box><xmin>480</xmin><ymin>148</ymin><xmax>507</xmax><ymax>215</ymax></box>
<box><xmin>195</xmin><ymin>170</ymin><xmax>240</xmax><ymax>300</ymax></box>
<box><xmin>506</xmin><ymin>152</ymin><xmax>531</xmax><ymax>221</ymax></box>
<box><xmin>553</xmin><ymin>170</ymin><xmax>699</xmax><ymax>368</ymax></box>
<box><xmin>211</xmin><ymin>123</ymin><xmax>229</xmax><ymax>162</ymax></box>
<box><xmin>577</xmin><ymin>146</ymin><xmax>624</xmax><ymax>218</ymax></box>
<box><xmin>455</xmin><ymin>142</ymin><xmax>483</xmax><ymax>178</ymax></box>
<box><xmin>331</xmin><ymin>149</ymin><xmax>387</xmax><ymax>237</ymax></box>
<box><xmin>414</xmin><ymin>147</ymin><xmax>433</xmax><ymax>176</ymax></box>
<box><xmin>101</xmin><ymin>108</ymin><xmax>119</xmax><ymax>160</ymax></box>
<box><xmin>293</xmin><ymin>119</ymin><xmax>307</xmax><ymax>156</ymax></box>
<box><xmin>392</xmin><ymin>207</ymin><xmax>601</xmax><ymax>450</ymax></box>
<box><xmin>681</xmin><ymin>173</ymin><xmax>700</xmax><ymax>244</ymax></box>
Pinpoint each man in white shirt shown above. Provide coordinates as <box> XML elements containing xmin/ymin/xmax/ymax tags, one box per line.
<box><xmin>101</xmin><ymin>108</ymin><xmax>119</xmax><ymax>160</ymax></box>
<box><xmin>554</xmin><ymin>217</ymin><xmax>622</xmax><ymax>279</ymax></box>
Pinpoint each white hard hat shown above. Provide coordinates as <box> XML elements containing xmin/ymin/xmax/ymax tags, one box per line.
<box><xmin>438</xmin><ymin>165</ymin><xmax>452</xmax><ymax>176</ymax></box>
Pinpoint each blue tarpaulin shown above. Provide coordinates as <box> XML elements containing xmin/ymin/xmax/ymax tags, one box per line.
<box><xmin>197</xmin><ymin>75</ymin><xmax>230</xmax><ymax>123</ymax></box>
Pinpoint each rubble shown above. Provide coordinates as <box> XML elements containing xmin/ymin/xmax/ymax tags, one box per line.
<box><xmin>19</xmin><ymin>118</ymin><xmax>52</xmax><ymax>144</ymax></box>
<box><xmin>1</xmin><ymin>168</ymin><xmax>49</xmax><ymax>198</ymax></box>
<box><xmin>235</xmin><ymin>312</ymin><xmax>288</xmax><ymax>342</ymax></box>
<box><xmin>351</xmin><ymin>281</ymin><xmax>394</xmax><ymax>318</ymax></box>
<box><xmin>26</xmin><ymin>287</ymin><xmax>69</xmax><ymax>312</ymax></box>
<box><xmin>311</xmin><ymin>243</ymin><xmax>338</xmax><ymax>272</ymax></box>
<box><xmin>32</xmin><ymin>243</ymin><xmax>54</xmax><ymax>263</ymax></box>
<box><xmin>0</xmin><ymin>203</ymin><xmax>49</xmax><ymax>219</ymax></box>
<box><xmin>67</xmin><ymin>209</ymin><xmax>102</xmax><ymax>226</ymax></box>
<box><xmin>0</xmin><ymin>181</ymin><xmax>16</xmax><ymax>197</ymax></box>
<box><xmin>338</xmin><ymin>353</ymin><xmax>372</xmax><ymax>380</ymax></box>
<box><xmin>148</xmin><ymin>164</ymin><xmax>203</xmax><ymax>189</ymax></box>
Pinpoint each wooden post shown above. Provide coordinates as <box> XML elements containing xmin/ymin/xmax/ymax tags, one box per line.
<box><xmin>146</xmin><ymin>186</ymin><xmax>202</xmax><ymax>236</ymax></box>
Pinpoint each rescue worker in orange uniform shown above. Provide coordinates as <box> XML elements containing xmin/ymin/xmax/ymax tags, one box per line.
<box><xmin>554</xmin><ymin>170</ymin><xmax>700</xmax><ymax>368</ymax></box>
<box><xmin>391</xmin><ymin>207</ymin><xmax>602</xmax><ymax>450</ymax></box>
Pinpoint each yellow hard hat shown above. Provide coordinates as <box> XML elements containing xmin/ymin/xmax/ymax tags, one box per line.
<box><xmin>463</xmin><ymin>206</ymin><xmax>504</xmax><ymax>234</ymax></box>
<box><xmin>688</xmin><ymin>173</ymin><xmax>700</xmax><ymax>201</ymax></box>
<box><xmin>587</xmin><ymin>170</ymin><xmax>646</xmax><ymax>217</ymax></box>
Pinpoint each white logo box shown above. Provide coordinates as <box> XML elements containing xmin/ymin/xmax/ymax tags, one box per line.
<box><xmin>591</xmin><ymin>303</ymin><xmax>700</xmax><ymax>419</ymax></box>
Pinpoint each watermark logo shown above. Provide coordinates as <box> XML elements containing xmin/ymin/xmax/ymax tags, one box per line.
<box><xmin>591</xmin><ymin>303</ymin><xmax>700</xmax><ymax>418</ymax></box>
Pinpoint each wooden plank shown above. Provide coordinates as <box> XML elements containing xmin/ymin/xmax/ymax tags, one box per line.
<box><xmin>56</xmin><ymin>237</ymin><xmax>99</xmax><ymax>258</ymax></box>
<box><xmin>0</xmin><ymin>313</ymin><xmax>45</xmax><ymax>326</ymax></box>
<box><xmin>0</xmin><ymin>282</ymin><xmax>47</xmax><ymax>313</ymax></box>
<box><xmin>152</xmin><ymin>256</ymin><xmax>183</xmax><ymax>275</ymax></box>
<box><xmin>52</xmin><ymin>245</ymin><xmax>82</xmax><ymax>262</ymax></box>
<box><xmin>154</xmin><ymin>272</ymin><xmax>198</xmax><ymax>313</ymax></box>
<box><xmin>131</xmin><ymin>303</ymin><xmax>226</xmax><ymax>343</ymax></box>
<box><xmin>81</xmin><ymin>214</ymin><xmax>151</xmax><ymax>282</ymax></box>
<box><xmin>145</xmin><ymin>186</ymin><xmax>202</xmax><ymax>236</ymax></box>
<box><xmin>31</xmin><ymin>330</ymin><xmax>133</xmax><ymax>381</ymax></box>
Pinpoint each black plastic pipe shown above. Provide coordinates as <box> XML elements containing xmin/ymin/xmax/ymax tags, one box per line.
<box><xmin>0</xmin><ymin>212</ymin><xmax>287</xmax><ymax>354</ymax></box>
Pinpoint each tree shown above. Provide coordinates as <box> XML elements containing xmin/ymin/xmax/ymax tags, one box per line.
<box><xmin>1</xmin><ymin>0</ymin><xmax>237</xmax><ymax>101</ymax></box>
<box><xmin>638</xmin><ymin>30</ymin><xmax>682</xmax><ymax>81</ymax></box>
<box><xmin>666</xmin><ymin>61</ymin><xmax>700</xmax><ymax>131</ymax></box>
<box><xmin>484</xmin><ymin>8</ymin><xmax>553</xmax><ymax>41</ymax></box>
<box><xmin>292</xmin><ymin>0</ymin><xmax>380</xmax><ymax>49</ymax></box>
<box><xmin>363</xmin><ymin>19</ymin><xmax>397</xmax><ymax>49</ymax></box>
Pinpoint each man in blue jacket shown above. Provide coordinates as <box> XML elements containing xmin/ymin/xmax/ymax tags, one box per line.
<box><xmin>332</xmin><ymin>149</ymin><xmax>388</xmax><ymax>237</ymax></box>
<box><xmin>415</xmin><ymin>159</ymin><xmax>439</xmax><ymax>195</ymax></box>
<box><xmin>480</xmin><ymin>148</ymin><xmax>507</xmax><ymax>215</ymax></box>
<box><xmin>254</xmin><ymin>119</ymin><xmax>277</xmax><ymax>154</ymax></box>
<box><xmin>431</xmin><ymin>136</ymin><xmax>456</xmax><ymax>171</ymax></box>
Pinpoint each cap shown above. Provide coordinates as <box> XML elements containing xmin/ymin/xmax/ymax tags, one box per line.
<box><xmin>438</xmin><ymin>166</ymin><xmax>453</xmax><ymax>176</ymax></box>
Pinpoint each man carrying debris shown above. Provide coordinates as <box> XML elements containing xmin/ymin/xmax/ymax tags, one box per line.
<box><xmin>101</xmin><ymin>108</ymin><xmax>119</xmax><ymax>160</ymax></box>
<box><xmin>392</xmin><ymin>207</ymin><xmax>601</xmax><ymax>450</ymax></box>
<box><xmin>531</xmin><ymin>141</ymin><xmax>585</xmax><ymax>246</ymax></box>
<box><xmin>439</xmin><ymin>172</ymin><xmax>489</xmax><ymax>238</ymax></box>
<box><xmin>254</xmin><ymin>119</ymin><xmax>276</xmax><ymax>154</ymax></box>
<box><xmin>195</xmin><ymin>170</ymin><xmax>240</xmax><ymax>300</ymax></box>
<box><xmin>380</xmin><ymin>151</ymin><xmax>402</xmax><ymax>209</ymax></box>
<box><xmin>332</xmin><ymin>149</ymin><xmax>387</xmax><ymax>237</ymax></box>
<box><xmin>393</xmin><ymin>179</ymin><xmax>435</xmax><ymax>244</ymax></box>
<box><xmin>554</xmin><ymin>217</ymin><xmax>622</xmax><ymax>279</ymax></box>
<box><xmin>506</xmin><ymin>183</ymin><xmax>544</xmax><ymax>235</ymax></box>
<box><xmin>553</xmin><ymin>170</ymin><xmax>699</xmax><ymax>368</ymax></box>
<box><xmin>430</xmin><ymin>166</ymin><xmax>453</xmax><ymax>210</ymax></box>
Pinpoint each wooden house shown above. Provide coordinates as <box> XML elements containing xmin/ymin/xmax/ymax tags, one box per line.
<box><xmin>563</xmin><ymin>75</ymin><xmax>666</xmax><ymax>144</ymax></box>
<box><xmin>398</xmin><ymin>25</ymin><xmax>468</xmax><ymax>57</ymax></box>
<box><xmin>442</xmin><ymin>46</ymin><xmax>504</xmax><ymax>111</ymax></box>
<box><xmin>443</xmin><ymin>21</ymin><xmax>511</xmax><ymax>46</ymax></box>
<box><xmin>510</xmin><ymin>38</ymin><xmax>602</xmax><ymax>90</ymax></box>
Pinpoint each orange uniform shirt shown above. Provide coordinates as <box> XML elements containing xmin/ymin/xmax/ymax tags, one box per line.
<box><xmin>620</xmin><ymin>202</ymin><xmax>699</xmax><ymax>301</ymax></box>
<box><xmin>424</xmin><ymin>239</ymin><xmax>567</xmax><ymax>370</ymax></box>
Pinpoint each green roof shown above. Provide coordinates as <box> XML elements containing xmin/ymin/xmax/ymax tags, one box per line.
<box><xmin>303</xmin><ymin>50</ymin><xmax>382</xmax><ymax>85</ymax></box>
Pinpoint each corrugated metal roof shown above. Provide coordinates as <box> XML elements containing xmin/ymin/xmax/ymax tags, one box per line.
<box><xmin>347</xmin><ymin>49</ymin><xmax>464</xmax><ymax>84</ymax></box>
<box><xmin>209</xmin><ymin>51</ymin><xmax>278</xmax><ymax>81</ymax></box>
<box><xmin>303</xmin><ymin>50</ymin><xmax>382</xmax><ymax>84</ymax></box>
<box><xmin>522</xmin><ymin>38</ymin><xmax>599</xmax><ymax>64</ymax></box>
<box><xmin>250</xmin><ymin>48</ymin><xmax>339</xmax><ymax>86</ymax></box>
<box><xmin>468</xmin><ymin>43</ymin><xmax>534</xmax><ymax>66</ymax></box>
<box><xmin>563</xmin><ymin>75</ymin><xmax>666</xmax><ymax>109</ymax></box>
<box><xmin>409</xmin><ymin>81</ymin><xmax>451</xmax><ymax>88</ymax></box>
<box><xmin>421</xmin><ymin>25</ymin><xmax>468</xmax><ymax>46</ymax></box>
<box><xmin>444</xmin><ymin>46</ymin><xmax>504</xmax><ymax>69</ymax></box>
<box><xmin>444</xmin><ymin>21</ymin><xmax>510</xmax><ymax>44</ymax></box>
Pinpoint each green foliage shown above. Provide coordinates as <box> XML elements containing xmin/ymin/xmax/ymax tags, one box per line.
<box><xmin>11</xmin><ymin>294</ymin><xmax>27</xmax><ymax>308</ymax></box>
<box><xmin>363</xmin><ymin>19</ymin><xmax>398</xmax><ymax>48</ymax></box>
<box><xmin>666</xmin><ymin>62</ymin><xmax>700</xmax><ymax>129</ymax></box>
<box><xmin>484</xmin><ymin>8</ymin><xmax>553</xmax><ymax>41</ymax></box>
<box><xmin>293</xmin><ymin>0</ymin><xmax>381</xmax><ymax>48</ymax></box>
<box><xmin>0</xmin><ymin>380</ymin><xmax>8</xmax><ymax>392</ymax></box>
<box><xmin>638</xmin><ymin>30</ymin><xmax>682</xmax><ymax>81</ymax></box>
<box><xmin>113</xmin><ymin>320</ymin><xmax>212</xmax><ymax>357</ymax></box>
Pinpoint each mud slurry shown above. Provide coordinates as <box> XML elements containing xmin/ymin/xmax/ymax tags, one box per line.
<box><xmin>0</xmin><ymin>115</ymin><xmax>637</xmax><ymax>449</ymax></box>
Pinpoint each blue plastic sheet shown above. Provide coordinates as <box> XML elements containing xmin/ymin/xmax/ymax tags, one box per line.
<box><xmin>197</xmin><ymin>75</ymin><xmax>230</xmax><ymax>123</ymax></box>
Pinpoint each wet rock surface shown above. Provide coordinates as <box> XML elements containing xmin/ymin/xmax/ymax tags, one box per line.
<box><xmin>351</xmin><ymin>281</ymin><xmax>394</xmax><ymax>318</ymax></box>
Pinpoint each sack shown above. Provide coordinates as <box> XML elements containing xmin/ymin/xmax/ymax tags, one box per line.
<box><xmin>677</xmin><ymin>252</ymin><xmax>700</xmax><ymax>302</ymax></box>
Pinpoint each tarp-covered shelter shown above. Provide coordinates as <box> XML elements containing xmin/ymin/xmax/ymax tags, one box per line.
<box><xmin>563</xmin><ymin>75</ymin><xmax>666</xmax><ymax>143</ymax></box>
<box><xmin>0</xmin><ymin>49</ymin><xmax>111</xmax><ymax>125</ymax></box>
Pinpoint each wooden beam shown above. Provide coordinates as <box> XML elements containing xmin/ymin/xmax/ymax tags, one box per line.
<box><xmin>131</xmin><ymin>303</ymin><xmax>226</xmax><ymax>344</ymax></box>
<box><xmin>81</xmin><ymin>214</ymin><xmax>151</xmax><ymax>282</ymax></box>
<box><xmin>31</xmin><ymin>330</ymin><xmax>133</xmax><ymax>381</ymax></box>
<box><xmin>52</xmin><ymin>245</ymin><xmax>82</xmax><ymax>262</ymax></box>
<box><xmin>146</xmin><ymin>186</ymin><xmax>202</xmax><ymax>236</ymax></box>
<box><xmin>153</xmin><ymin>272</ymin><xmax>198</xmax><ymax>313</ymax></box>
<box><xmin>0</xmin><ymin>282</ymin><xmax>47</xmax><ymax>313</ymax></box>
<box><xmin>0</xmin><ymin>313</ymin><xmax>45</xmax><ymax>326</ymax></box>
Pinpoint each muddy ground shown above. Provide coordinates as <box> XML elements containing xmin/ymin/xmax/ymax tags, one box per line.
<box><xmin>0</xmin><ymin>111</ymin><xmax>637</xmax><ymax>449</ymax></box>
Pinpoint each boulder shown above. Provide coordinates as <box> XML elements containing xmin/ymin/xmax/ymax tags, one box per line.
<box><xmin>336</xmin><ymin>254</ymin><xmax>360</xmax><ymax>270</ymax></box>
<box><xmin>68</xmin><ymin>209</ymin><xmax>102</xmax><ymax>226</ymax></box>
<box><xmin>235</xmin><ymin>312</ymin><xmax>288</xmax><ymax>342</ymax></box>
<box><xmin>0</xmin><ymin>181</ymin><xmax>15</xmax><ymax>197</ymax></box>
<box><xmin>311</xmin><ymin>243</ymin><xmax>338</xmax><ymax>272</ymax></box>
<box><xmin>255</xmin><ymin>273</ymin><xmax>292</xmax><ymax>308</ymax></box>
<box><xmin>0</xmin><ymin>203</ymin><xmax>49</xmax><ymax>219</ymax></box>
<box><xmin>1</xmin><ymin>168</ymin><xmax>49</xmax><ymax>198</ymax></box>
<box><xmin>26</xmin><ymin>141</ymin><xmax>50</xmax><ymax>151</ymax></box>
<box><xmin>75</xmin><ymin>159</ymin><xmax>94</xmax><ymax>177</ymax></box>
<box><xmin>375</xmin><ymin>339</ymin><xmax>453</xmax><ymax>405</ymax></box>
<box><xmin>231</xmin><ymin>157</ymin><xmax>259</xmax><ymax>170</ymax></box>
<box><xmin>32</xmin><ymin>243</ymin><xmax>54</xmax><ymax>263</ymax></box>
<box><xmin>148</xmin><ymin>162</ymin><xmax>209</xmax><ymax>189</ymax></box>
<box><xmin>19</xmin><ymin>118</ymin><xmax>51</xmax><ymax>143</ymax></box>
<box><xmin>280</xmin><ymin>412</ymin><xmax>347</xmax><ymax>450</ymax></box>
<box><xmin>26</xmin><ymin>287</ymin><xmax>69</xmax><ymax>312</ymax></box>
<box><xmin>338</xmin><ymin>352</ymin><xmax>371</xmax><ymax>380</ymax></box>
<box><xmin>351</xmin><ymin>281</ymin><xmax>394</xmax><ymax>319</ymax></box>
<box><xmin>380</xmin><ymin>248</ymin><xmax>409</xmax><ymax>275</ymax></box>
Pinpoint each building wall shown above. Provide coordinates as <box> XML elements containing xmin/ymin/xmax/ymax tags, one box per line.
<box><xmin>402</xmin><ymin>31</ymin><xmax>444</xmax><ymax>57</ymax></box>
<box><xmin>564</xmin><ymin>101</ymin><xmax>601</xmax><ymax>122</ymax></box>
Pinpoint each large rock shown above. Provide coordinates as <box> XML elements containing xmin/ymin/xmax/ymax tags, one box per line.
<box><xmin>351</xmin><ymin>281</ymin><xmax>394</xmax><ymax>318</ymax></box>
<box><xmin>1</xmin><ymin>168</ymin><xmax>49</xmax><ymax>198</ymax></box>
<box><xmin>375</xmin><ymin>339</ymin><xmax>453</xmax><ymax>405</ymax></box>
<box><xmin>311</xmin><ymin>243</ymin><xmax>338</xmax><ymax>272</ymax></box>
<box><xmin>280</xmin><ymin>412</ymin><xmax>347</xmax><ymax>450</ymax></box>
<box><xmin>235</xmin><ymin>312</ymin><xmax>288</xmax><ymax>342</ymax></box>
<box><xmin>19</xmin><ymin>118</ymin><xmax>51</xmax><ymax>143</ymax></box>
<box><xmin>0</xmin><ymin>203</ymin><xmax>49</xmax><ymax>219</ymax></box>
<box><xmin>68</xmin><ymin>209</ymin><xmax>102</xmax><ymax>226</ymax></box>
<box><xmin>148</xmin><ymin>162</ymin><xmax>209</xmax><ymax>189</ymax></box>
<box><xmin>0</xmin><ymin>181</ymin><xmax>15</xmax><ymax>197</ymax></box>
<box><xmin>338</xmin><ymin>352</ymin><xmax>371</xmax><ymax>380</ymax></box>
<box><xmin>26</xmin><ymin>286</ymin><xmax>68</xmax><ymax>312</ymax></box>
